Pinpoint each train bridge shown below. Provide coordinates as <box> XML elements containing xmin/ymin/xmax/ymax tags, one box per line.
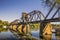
<box><xmin>9</xmin><ymin>0</ymin><xmax>60</xmax><ymax>37</ymax></box>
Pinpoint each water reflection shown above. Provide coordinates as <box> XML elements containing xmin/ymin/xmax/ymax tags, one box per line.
<box><xmin>52</xmin><ymin>33</ymin><xmax>56</xmax><ymax>40</ymax></box>
<box><xmin>10</xmin><ymin>29</ymin><xmax>38</xmax><ymax>40</ymax></box>
<box><xmin>31</xmin><ymin>29</ymin><xmax>60</xmax><ymax>40</ymax></box>
<box><xmin>0</xmin><ymin>27</ymin><xmax>38</xmax><ymax>40</ymax></box>
<box><xmin>40</xmin><ymin>35</ymin><xmax>52</xmax><ymax>40</ymax></box>
<box><xmin>0</xmin><ymin>27</ymin><xmax>60</xmax><ymax>40</ymax></box>
<box><xmin>0</xmin><ymin>30</ymin><xmax>19</xmax><ymax>40</ymax></box>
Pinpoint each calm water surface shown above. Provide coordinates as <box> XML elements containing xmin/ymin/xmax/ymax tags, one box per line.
<box><xmin>0</xmin><ymin>29</ymin><xmax>60</xmax><ymax>40</ymax></box>
<box><xmin>0</xmin><ymin>30</ymin><xmax>19</xmax><ymax>40</ymax></box>
<box><xmin>31</xmin><ymin>30</ymin><xmax>60</xmax><ymax>40</ymax></box>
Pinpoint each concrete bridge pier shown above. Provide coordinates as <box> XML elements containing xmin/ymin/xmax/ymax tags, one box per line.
<box><xmin>40</xmin><ymin>21</ymin><xmax>52</xmax><ymax>37</ymax></box>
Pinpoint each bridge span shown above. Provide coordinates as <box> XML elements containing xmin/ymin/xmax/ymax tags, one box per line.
<box><xmin>9</xmin><ymin>1</ymin><xmax>60</xmax><ymax>37</ymax></box>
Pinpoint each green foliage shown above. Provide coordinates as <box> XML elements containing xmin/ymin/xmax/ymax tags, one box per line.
<box><xmin>52</xmin><ymin>24</ymin><xmax>60</xmax><ymax>29</ymax></box>
<box><xmin>42</xmin><ymin>0</ymin><xmax>60</xmax><ymax>8</ymax></box>
<box><xmin>0</xmin><ymin>20</ymin><xmax>9</xmax><ymax>32</ymax></box>
<box><xmin>29</xmin><ymin>23</ymin><xmax>40</xmax><ymax>31</ymax></box>
<box><xmin>3</xmin><ymin>21</ymin><xmax>9</xmax><ymax>26</ymax></box>
<box><xmin>56</xmin><ymin>0</ymin><xmax>60</xmax><ymax>3</ymax></box>
<box><xmin>0</xmin><ymin>20</ymin><xmax>9</xmax><ymax>28</ymax></box>
<box><xmin>0</xmin><ymin>20</ymin><xmax>2</xmax><ymax>24</ymax></box>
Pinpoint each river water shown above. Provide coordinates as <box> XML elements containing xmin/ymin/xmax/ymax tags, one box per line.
<box><xmin>0</xmin><ymin>30</ymin><xmax>19</xmax><ymax>40</ymax></box>
<box><xmin>0</xmin><ymin>29</ymin><xmax>60</xmax><ymax>40</ymax></box>
<box><xmin>31</xmin><ymin>29</ymin><xmax>60</xmax><ymax>40</ymax></box>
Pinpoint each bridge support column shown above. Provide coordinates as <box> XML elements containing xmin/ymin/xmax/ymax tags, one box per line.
<box><xmin>40</xmin><ymin>22</ymin><xmax>52</xmax><ymax>37</ymax></box>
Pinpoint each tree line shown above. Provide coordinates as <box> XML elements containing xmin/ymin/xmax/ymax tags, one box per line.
<box><xmin>0</xmin><ymin>20</ymin><xmax>9</xmax><ymax>27</ymax></box>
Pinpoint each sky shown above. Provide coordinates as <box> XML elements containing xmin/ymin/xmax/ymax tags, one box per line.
<box><xmin>0</xmin><ymin>0</ymin><xmax>58</xmax><ymax>23</ymax></box>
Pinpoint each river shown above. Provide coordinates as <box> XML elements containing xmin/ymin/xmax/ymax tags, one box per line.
<box><xmin>31</xmin><ymin>29</ymin><xmax>60</xmax><ymax>40</ymax></box>
<box><xmin>0</xmin><ymin>29</ymin><xmax>60</xmax><ymax>40</ymax></box>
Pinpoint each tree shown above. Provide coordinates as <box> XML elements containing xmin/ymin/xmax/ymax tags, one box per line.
<box><xmin>3</xmin><ymin>21</ymin><xmax>9</xmax><ymax>26</ymax></box>
<box><xmin>42</xmin><ymin>0</ymin><xmax>60</xmax><ymax>7</ymax></box>
<box><xmin>0</xmin><ymin>20</ymin><xmax>9</xmax><ymax>27</ymax></box>
<box><xmin>41</xmin><ymin>0</ymin><xmax>60</xmax><ymax>19</ymax></box>
<box><xmin>0</xmin><ymin>20</ymin><xmax>3</xmax><ymax>27</ymax></box>
<box><xmin>0</xmin><ymin>20</ymin><xmax>2</xmax><ymax>24</ymax></box>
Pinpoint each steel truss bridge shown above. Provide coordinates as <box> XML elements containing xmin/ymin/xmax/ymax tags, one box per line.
<box><xmin>10</xmin><ymin>1</ymin><xmax>60</xmax><ymax>36</ymax></box>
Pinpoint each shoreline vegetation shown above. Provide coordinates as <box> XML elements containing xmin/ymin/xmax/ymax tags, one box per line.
<box><xmin>0</xmin><ymin>20</ymin><xmax>9</xmax><ymax>31</ymax></box>
<box><xmin>0</xmin><ymin>20</ymin><xmax>9</xmax><ymax>27</ymax></box>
